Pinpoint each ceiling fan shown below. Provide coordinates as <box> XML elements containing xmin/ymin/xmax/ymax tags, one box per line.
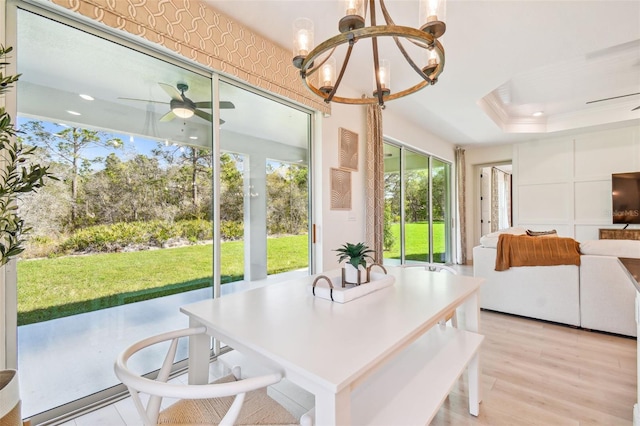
<box><xmin>586</xmin><ymin>92</ymin><xmax>640</xmax><ymax>111</ymax></box>
<box><xmin>120</xmin><ymin>83</ymin><xmax>235</xmax><ymax>123</ymax></box>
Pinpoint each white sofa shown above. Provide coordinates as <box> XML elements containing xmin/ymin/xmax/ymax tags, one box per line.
<box><xmin>473</xmin><ymin>228</ymin><xmax>640</xmax><ymax>337</ymax></box>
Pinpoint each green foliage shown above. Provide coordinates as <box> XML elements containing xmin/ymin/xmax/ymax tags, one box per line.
<box><xmin>220</xmin><ymin>220</ymin><xmax>243</xmax><ymax>240</ymax></box>
<box><xmin>0</xmin><ymin>46</ymin><xmax>56</xmax><ymax>265</ymax></box>
<box><xmin>59</xmin><ymin>219</ymin><xmax>214</xmax><ymax>253</ymax></box>
<box><xmin>266</xmin><ymin>162</ymin><xmax>308</xmax><ymax>235</ymax></box>
<box><xmin>383</xmin><ymin>204</ymin><xmax>396</xmax><ymax>251</ymax></box>
<box><xmin>334</xmin><ymin>242</ymin><xmax>375</xmax><ymax>269</ymax></box>
<box><xmin>179</xmin><ymin>219</ymin><xmax>214</xmax><ymax>242</ymax></box>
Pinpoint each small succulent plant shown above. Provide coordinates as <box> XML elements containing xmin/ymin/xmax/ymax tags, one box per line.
<box><xmin>334</xmin><ymin>242</ymin><xmax>374</xmax><ymax>269</ymax></box>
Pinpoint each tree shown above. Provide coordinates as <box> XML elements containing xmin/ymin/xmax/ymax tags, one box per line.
<box><xmin>19</xmin><ymin>121</ymin><xmax>122</xmax><ymax>228</ymax></box>
<box><xmin>152</xmin><ymin>144</ymin><xmax>212</xmax><ymax>219</ymax></box>
<box><xmin>219</xmin><ymin>153</ymin><xmax>244</xmax><ymax>223</ymax></box>
<box><xmin>404</xmin><ymin>170</ymin><xmax>429</xmax><ymax>223</ymax></box>
<box><xmin>84</xmin><ymin>153</ymin><xmax>175</xmax><ymax>224</ymax></box>
<box><xmin>266</xmin><ymin>162</ymin><xmax>308</xmax><ymax>235</ymax></box>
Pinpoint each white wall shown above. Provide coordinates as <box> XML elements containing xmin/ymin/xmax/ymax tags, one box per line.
<box><xmin>383</xmin><ymin>108</ymin><xmax>455</xmax><ymax>162</ymax></box>
<box><xmin>317</xmin><ymin>105</ymin><xmax>456</xmax><ymax>272</ymax></box>
<box><xmin>514</xmin><ymin>123</ymin><xmax>640</xmax><ymax>241</ymax></box>
<box><xmin>318</xmin><ymin>103</ymin><xmax>368</xmax><ymax>272</ymax></box>
<box><xmin>463</xmin><ymin>122</ymin><xmax>640</xmax><ymax>261</ymax></box>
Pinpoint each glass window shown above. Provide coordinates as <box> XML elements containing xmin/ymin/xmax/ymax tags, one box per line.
<box><xmin>383</xmin><ymin>142</ymin><xmax>452</xmax><ymax>265</ymax></box>
<box><xmin>13</xmin><ymin>6</ymin><xmax>313</xmax><ymax>422</ymax></box>
<box><xmin>218</xmin><ymin>81</ymin><xmax>311</xmax><ymax>292</ymax></box>
<box><xmin>15</xmin><ymin>9</ymin><xmax>215</xmax><ymax>418</ymax></box>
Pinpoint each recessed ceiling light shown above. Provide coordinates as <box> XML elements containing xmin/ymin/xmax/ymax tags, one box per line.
<box><xmin>532</xmin><ymin>111</ymin><xmax>544</xmax><ymax>117</ymax></box>
<box><xmin>79</xmin><ymin>94</ymin><xmax>94</xmax><ymax>101</ymax></box>
<box><xmin>189</xmin><ymin>136</ymin><xmax>198</xmax><ymax>140</ymax></box>
<box><xmin>67</xmin><ymin>110</ymin><xmax>81</xmax><ymax>116</ymax></box>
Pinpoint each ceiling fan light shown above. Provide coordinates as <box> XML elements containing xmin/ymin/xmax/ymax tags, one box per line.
<box><xmin>532</xmin><ymin>111</ymin><xmax>544</xmax><ymax>117</ymax></box>
<box><xmin>173</xmin><ymin>107</ymin><xmax>194</xmax><ymax>119</ymax></box>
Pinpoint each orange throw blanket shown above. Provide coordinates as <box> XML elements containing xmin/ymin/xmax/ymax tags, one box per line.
<box><xmin>495</xmin><ymin>234</ymin><xmax>581</xmax><ymax>271</ymax></box>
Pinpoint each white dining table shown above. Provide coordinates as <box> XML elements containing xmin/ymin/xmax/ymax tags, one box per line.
<box><xmin>180</xmin><ymin>266</ymin><xmax>484</xmax><ymax>425</ymax></box>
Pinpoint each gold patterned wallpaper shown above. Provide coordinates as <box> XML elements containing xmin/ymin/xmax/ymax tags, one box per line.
<box><xmin>49</xmin><ymin>0</ymin><xmax>330</xmax><ymax>114</ymax></box>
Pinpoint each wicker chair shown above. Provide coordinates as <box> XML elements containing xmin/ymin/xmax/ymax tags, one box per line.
<box><xmin>0</xmin><ymin>369</ymin><xmax>21</xmax><ymax>426</ymax></box>
<box><xmin>114</xmin><ymin>327</ymin><xmax>301</xmax><ymax>425</ymax></box>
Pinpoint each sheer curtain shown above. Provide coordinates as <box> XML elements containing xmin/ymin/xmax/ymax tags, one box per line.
<box><xmin>455</xmin><ymin>148</ymin><xmax>466</xmax><ymax>265</ymax></box>
<box><xmin>365</xmin><ymin>105</ymin><xmax>384</xmax><ymax>263</ymax></box>
<box><xmin>491</xmin><ymin>167</ymin><xmax>512</xmax><ymax>231</ymax></box>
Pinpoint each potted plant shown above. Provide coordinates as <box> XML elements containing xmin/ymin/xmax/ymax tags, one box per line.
<box><xmin>0</xmin><ymin>45</ymin><xmax>55</xmax><ymax>265</ymax></box>
<box><xmin>334</xmin><ymin>242</ymin><xmax>374</xmax><ymax>286</ymax></box>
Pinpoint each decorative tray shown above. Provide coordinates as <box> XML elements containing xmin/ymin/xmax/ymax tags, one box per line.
<box><xmin>309</xmin><ymin>271</ymin><xmax>395</xmax><ymax>303</ymax></box>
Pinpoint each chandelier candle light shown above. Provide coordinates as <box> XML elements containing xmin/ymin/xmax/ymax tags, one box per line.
<box><xmin>292</xmin><ymin>0</ymin><xmax>446</xmax><ymax>106</ymax></box>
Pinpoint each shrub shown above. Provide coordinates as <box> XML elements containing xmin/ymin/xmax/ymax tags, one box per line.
<box><xmin>220</xmin><ymin>221</ymin><xmax>243</xmax><ymax>240</ymax></box>
<box><xmin>147</xmin><ymin>221</ymin><xmax>180</xmax><ymax>246</ymax></box>
<box><xmin>179</xmin><ymin>219</ymin><xmax>213</xmax><ymax>242</ymax></box>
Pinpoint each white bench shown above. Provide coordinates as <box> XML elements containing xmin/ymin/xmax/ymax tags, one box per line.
<box><xmin>220</xmin><ymin>325</ymin><xmax>483</xmax><ymax>425</ymax></box>
<box><xmin>350</xmin><ymin>325</ymin><xmax>484</xmax><ymax>425</ymax></box>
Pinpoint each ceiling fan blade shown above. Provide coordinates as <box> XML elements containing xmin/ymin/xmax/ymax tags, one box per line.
<box><xmin>586</xmin><ymin>92</ymin><xmax>640</xmax><ymax>104</ymax></box>
<box><xmin>118</xmin><ymin>97</ymin><xmax>168</xmax><ymax>104</ymax></box>
<box><xmin>633</xmin><ymin>105</ymin><xmax>640</xmax><ymax>111</ymax></box>
<box><xmin>158</xmin><ymin>83</ymin><xmax>183</xmax><ymax>101</ymax></box>
<box><xmin>159</xmin><ymin>110</ymin><xmax>177</xmax><ymax>122</ymax></box>
<box><xmin>194</xmin><ymin>101</ymin><xmax>235</xmax><ymax>109</ymax></box>
<box><xmin>194</xmin><ymin>109</ymin><xmax>212</xmax><ymax>122</ymax></box>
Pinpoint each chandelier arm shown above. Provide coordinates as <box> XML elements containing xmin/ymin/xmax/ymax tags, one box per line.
<box><xmin>327</xmin><ymin>40</ymin><xmax>355</xmax><ymax>103</ymax></box>
<box><xmin>370</xmin><ymin>0</ymin><xmax>383</xmax><ymax>105</ymax></box>
<box><xmin>369</xmin><ymin>0</ymin><xmax>377</xmax><ymax>26</ymax></box>
<box><xmin>392</xmin><ymin>36</ymin><xmax>432</xmax><ymax>83</ymax></box>
<box><xmin>372</xmin><ymin>36</ymin><xmax>384</xmax><ymax>105</ymax></box>
<box><xmin>304</xmin><ymin>47</ymin><xmax>337</xmax><ymax>78</ymax></box>
<box><xmin>379</xmin><ymin>0</ymin><xmax>396</xmax><ymax>26</ymax></box>
<box><xmin>300</xmin><ymin>26</ymin><xmax>445</xmax><ymax>104</ymax></box>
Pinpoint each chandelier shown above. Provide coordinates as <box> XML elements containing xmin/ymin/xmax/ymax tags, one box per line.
<box><xmin>292</xmin><ymin>0</ymin><xmax>446</xmax><ymax>106</ymax></box>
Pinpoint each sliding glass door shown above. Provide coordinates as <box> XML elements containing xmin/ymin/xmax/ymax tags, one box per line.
<box><xmin>13</xmin><ymin>6</ymin><xmax>313</xmax><ymax>422</ymax></box>
<box><xmin>217</xmin><ymin>80</ymin><xmax>311</xmax><ymax>293</ymax></box>
<box><xmin>383</xmin><ymin>142</ymin><xmax>452</xmax><ymax>265</ymax></box>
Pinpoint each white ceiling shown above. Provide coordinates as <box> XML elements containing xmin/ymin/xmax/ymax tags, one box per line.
<box><xmin>16</xmin><ymin>9</ymin><xmax>310</xmax><ymax>150</ymax></box>
<box><xmin>205</xmin><ymin>0</ymin><xmax>640</xmax><ymax>146</ymax></box>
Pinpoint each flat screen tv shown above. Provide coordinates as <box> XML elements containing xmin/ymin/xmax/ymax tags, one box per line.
<box><xmin>612</xmin><ymin>172</ymin><xmax>640</xmax><ymax>225</ymax></box>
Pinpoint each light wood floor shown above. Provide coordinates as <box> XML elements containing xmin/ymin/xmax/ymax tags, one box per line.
<box><xmin>66</xmin><ymin>309</ymin><xmax>636</xmax><ymax>425</ymax></box>
<box><xmin>432</xmin><ymin>310</ymin><xmax>636</xmax><ymax>425</ymax></box>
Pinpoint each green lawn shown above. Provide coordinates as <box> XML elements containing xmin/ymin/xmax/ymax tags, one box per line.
<box><xmin>384</xmin><ymin>221</ymin><xmax>447</xmax><ymax>262</ymax></box>
<box><xmin>17</xmin><ymin>235</ymin><xmax>308</xmax><ymax>325</ymax></box>
<box><xmin>17</xmin><ymin>223</ymin><xmax>449</xmax><ymax>326</ymax></box>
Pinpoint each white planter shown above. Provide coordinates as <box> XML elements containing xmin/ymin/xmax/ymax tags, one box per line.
<box><xmin>343</xmin><ymin>263</ymin><xmax>366</xmax><ymax>286</ymax></box>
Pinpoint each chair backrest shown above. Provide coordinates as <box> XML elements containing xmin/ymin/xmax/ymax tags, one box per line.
<box><xmin>114</xmin><ymin>327</ymin><xmax>283</xmax><ymax>426</ymax></box>
<box><xmin>402</xmin><ymin>263</ymin><xmax>458</xmax><ymax>275</ymax></box>
<box><xmin>0</xmin><ymin>369</ymin><xmax>21</xmax><ymax>426</ymax></box>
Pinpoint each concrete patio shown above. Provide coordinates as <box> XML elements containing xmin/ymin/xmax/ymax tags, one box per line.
<box><xmin>17</xmin><ymin>269</ymin><xmax>308</xmax><ymax>419</ymax></box>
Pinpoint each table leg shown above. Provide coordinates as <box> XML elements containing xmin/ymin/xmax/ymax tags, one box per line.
<box><xmin>463</xmin><ymin>290</ymin><xmax>483</xmax><ymax>407</ymax></box>
<box><xmin>462</xmin><ymin>291</ymin><xmax>480</xmax><ymax>333</ymax></box>
<box><xmin>188</xmin><ymin>318</ymin><xmax>210</xmax><ymax>385</ymax></box>
<box><xmin>314</xmin><ymin>387</ymin><xmax>351</xmax><ymax>426</ymax></box>
<box><xmin>468</xmin><ymin>351</ymin><xmax>480</xmax><ymax>416</ymax></box>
